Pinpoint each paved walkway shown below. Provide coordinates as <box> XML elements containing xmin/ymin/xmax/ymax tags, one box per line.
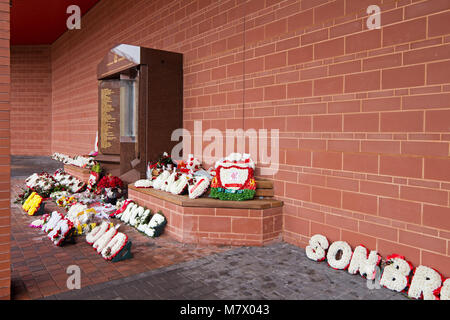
<box><xmin>11</xmin><ymin>156</ymin><xmax>408</xmax><ymax>300</ymax></box>
<box><xmin>10</xmin><ymin>156</ymin><xmax>228</xmax><ymax>299</ymax></box>
<box><xmin>43</xmin><ymin>242</ymin><xmax>407</xmax><ymax>300</ymax></box>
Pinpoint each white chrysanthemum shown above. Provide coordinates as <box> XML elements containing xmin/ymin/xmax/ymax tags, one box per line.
<box><xmin>161</xmin><ymin>171</ymin><xmax>177</xmax><ymax>192</ymax></box>
<box><xmin>134</xmin><ymin>179</ymin><xmax>152</xmax><ymax>188</ymax></box>
<box><xmin>305</xmin><ymin>234</ymin><xmax>329</xmax><ymax>261</ymax></box>
<box><xmin>169</xmin><ymin>174</ymin><xmax>189</xmax><ymax>195</ymax></box>
<box><xmin>86</xmin><ymin>221</ymin><xmax>109</xmax><ymax>245</ymax></box>
<box><xmin>129</xmin><ymin>206</ymin><xmax>144</xmax><ymax>227</ymax></box>
<box><xmin>101</xmin><ymin>233</ymin><xmax>128</xmax><ymax>260</ymax></box>
<box><xmin>326</xmin><ymin>241</ymin><xmax>353</xmax><ymax>270</ymax></box>
<box><xmin>121</xmin><ymin>203</ymin><xmax>137</xmax><ymax>224</ymax></box>
<box><xmin>408</xmin><ymin>265</ymin><xmax>442</xmax><ymax>300</ymax></box>
<box><xmin>148</xmin><ymin>212</ymin><xmax>165</xmax><ymax>228</ymax></box>
<box><xmin>152</xmin><ymin>170</ymin><xmax>170</xmax><ymax>190</ymax></box>
<box><xmin>42</xmin><ymin>211</ymin><xmax>63</xmax><ymax>233</ymax></box>
<box><xmin>440</xmin><ymin>278</ymin><xmax>450</xmax><ymax>300</ymax></box>
<box><xmin>347</xmin><ymin>245</ymin><xmax>380</xmax><ymax>280</ymax></box>
<box><xmin>93</xmin><ymin>226</ymin><xmax>117</xmax><ymax>253</ymax></box>
<box><xmin>380</xmin><ymin>256</ymin><xmax>412</xmax><ymax>292</ymax></box>
<box><xmin>188</xmin><ymin>178</ymin><xmax>210</xmax><ymax>199</ymax></box>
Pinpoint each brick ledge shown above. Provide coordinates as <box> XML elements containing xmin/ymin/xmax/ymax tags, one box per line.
<box><xmin>128</xmin><ymin>184</ymin><xmax>283</xmax><ymax>210</ymax></box>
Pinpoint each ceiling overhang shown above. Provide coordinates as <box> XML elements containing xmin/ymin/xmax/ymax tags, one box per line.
<box><xmin>11</xmin><ymin>0</ymin><xmax>101</xmax><ymax>45</ymax></box>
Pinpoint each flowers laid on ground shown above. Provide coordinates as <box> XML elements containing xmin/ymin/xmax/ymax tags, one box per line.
<box><xmin>25</xmin><ymin>172</ymin><xmax>55</xmax><ymax>197</ymax></box>
<box><xmin>112</xmin><ymin>200</ymin><xmax>167</xmax><ymax>238</ymax></box>
<box><xmin>85</xmin><ymin>221</ymin><xmax>131</xmax><ymax>261</ymax></box>
<box><xmin>52</xmin><ymin>152</ymin><xmax>96</xmax><ymax>169</ymax></box>
<box><xmin>210</xmin><ymin>153</ymin><xmax>256</xmax><ymax>201</ymax></box>
<box><xmin>306</xmin><ymin>233</ymin><xmax>450</xmax><ymax>300</ymax></box>
<box><xmin>96</xmin><ymin>175</ymin><xmax>124</xmax><ymax>205</ymax></box>
<box><xmin>86</xmin><ymin>221</ymin><xmax>110</xmax><ymax>245</ymax></box>
<box><xmin>53</xmin><ymin>170</ymin><xmax>86</xmax><ymax>193</ymax></box>
<box><xmin>22</xmin><ymin>192</ymin><xmax>43</xmax><ymax>216</ymax></box>
<box><xmin>305</xmin><ymin>234</ymin><xmax>329</xmax><ymax>262</ymax></box>
<box><xmin>50</xmin><ymin>190</ymin><xmax>70</xmax><ymax>201</ymax></box>
<box><xmin>14</xmin><ymin>187</ymin><xmax>34</xmax><ymax>205</ymax></box>
<box><xmin>56</xmin><ymin>195</ymin><xmax>77</xmax><ymax>210</ymax></box>
<box><xmin>101</xmin><ymin>232</ymin><xmax>129</xmax><ymax>261</ymax></box>
<box><xmin>23</xmin><ymin>170</ymin><xmax>86</xmax><ymax>200</ymax></box>
<box><xmin>39</xmin><ymin>211</ymin><xmax>76</xmax><ymax>246</ymax></box>
<box><xmin>87</xmin><ymin>162</ymin><xmax>101</xmax><ymax>191</ymax></box>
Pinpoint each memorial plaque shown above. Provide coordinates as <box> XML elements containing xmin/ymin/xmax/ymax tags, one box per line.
<box><xmin>97</xmin><ymin>44</ymin><xmax>183</xmax><ymax>182</ymax></box>
<box><xmin>99</xmin><ymin>80</ymin><xmax>120</xmax><ymax>155</ymax></box>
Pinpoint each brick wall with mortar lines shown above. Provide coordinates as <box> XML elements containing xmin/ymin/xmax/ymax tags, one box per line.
<box><xmin>46</xmin><ymin>0</ymin><xmax>450</xmax><ymax>276</ymax></box>
<box><xmin>0</xmin><ymin>0</ymin><xmax>9</xmax><ymax>299</ymax></box>
<box><xmin>11</xmin><ymin>45</ymin><xmax>51</xmax><ymax>155</ymax></box>
<box><xmin>128</xmin><ymin>188</ymin><xmax>283</xmax><ymax>246</ymax></box>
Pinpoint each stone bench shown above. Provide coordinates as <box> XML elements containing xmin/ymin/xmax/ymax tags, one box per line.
<box><xmin>128</xmin><ymin>179</ymin><xmax>283</xmax><ymax>246</ymax></box>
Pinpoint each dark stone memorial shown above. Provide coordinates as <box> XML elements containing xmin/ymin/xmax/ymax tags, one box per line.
<box><xmin>97</xmin><ymin>44</ymin><xmax>183</xmax><ymax>184</ymax></box>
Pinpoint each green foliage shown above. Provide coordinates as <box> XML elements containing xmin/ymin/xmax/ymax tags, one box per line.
<box><xmin>210</xmin><ymin>188</ymin><xmax>256</xmax><ymax>201</ymax></box>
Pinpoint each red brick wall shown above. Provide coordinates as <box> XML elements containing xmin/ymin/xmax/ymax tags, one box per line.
<box><xmin>0</xmin><ymin>0</ymin><xmax>9</xmax><ymax>300</ymax></box>
<box><xmin>48</xmin><ymin>0</ymin><xmax>450</xmax><ymax>276</ymax></box>
<box><xmin>11</xmin><ymin>45</ymin><xmax>51</xmax><ymax>155</ymax></box>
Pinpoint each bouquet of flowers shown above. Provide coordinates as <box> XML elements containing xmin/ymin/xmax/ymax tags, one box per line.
<box><xmin>14</xmin><ymin>187</ymin><xmax>33</xmax><ymax>205</ymax></box>
<box><xmin>22</xmin><ymin>192</ymin><xmax>43</xmax><ymax>216</ymax></box>
<box><xmin>25</xmin><ymin>172</ymin><xmax>56</xmax><ymax>198</ymax></box>
<box><xmin>96</xmin><ymin>175</ymin><xmax>124</xmax><ymax>205</ymax></box>
<box><xmin>53</xmin><ymin>171</ymin><xmax>86</xmax><ymax>193</ymax></box>
<box><xmin>146</xmin><ymin>152</ymin><xmax>176</xmax><ymax>179</ymax></box>
<box><xmin>87</xmin><ymin>162</ymin><xmax>102</xmax><ymax>191</ymax></box>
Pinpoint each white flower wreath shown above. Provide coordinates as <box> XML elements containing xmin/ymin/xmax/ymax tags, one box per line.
<box><xmin>165</xmin><ymin>171</ymin><xmax>179</xmax><ymax>192</ymax></box>
<box><xmin>439</xmin><ymin>278</ymin><xmax>450</xmax><ymax>300</ymax></box>
<box><xmin>142</xmin><ymin>212</ymin><xmax>166</xmax><ymax>237</ymax></box>
<box><xmin>66</xmin><ymin>203</ymin><xmax>88</xmax><ymax>222</ymax></box>
<box><xmin>101</xmin><ymin>232</ymin><xmax>128</xmax><ymax>260</ymax></box>
<box><xmin>326</xmin><ymin>241</ymin><xmax>353</xmax><ymax>270</ymax></box>
<box><xmin>148</xmin><ymin>212</ymin><xmax>165</xmax><ymax>228</ymax></box>
<box><xmin>93</xmin><ymin>226</ymin><xmax>118</xmax><ymax>254</ymax></box>
<box><xmin>129</xmin><ymin>206</ymin><xmax>145</xmax><ymax>227</ymax></box>
<box><xmin>305</xmin><ymin>234</ymin><xmax>329</xmax><ymax>261</ymax></box>
<box><xmin>134</xmin><ymin>179</ymin><xmax>152</xmax><ymax>188</ymax></box>
<box><xmin>42</xmin><ymin>211</ymin><xmax>63</xmax><ymax>233</ymax></box>
<box><xmin>152</xmin><ymin>170</ymin><xmax>170</xmax><ymax>190</ymax></box>
<box><xmin>121</xmin><ymin>203</ymin><xmax>137</xmax><ymax>224</ymax></box>
<box><xmin>47</xmin><ymin>218</ymin><xmax>73</xmax><ymax>246</ymax></box>
<box><xmin>407</xmin><ymin>265</ymin><xmax>442</xmax><ymax>300</ymax></box>
<box><xmin>347</xmin><ymin>245</ymin><xmax>381</xmax><ymax>280</ymax></box>
<box><xmin>169</xmin><ymin>173</ymin><xmax>189</xmax><ymax>195</ymax></box>
<box><xmin>136</xmin><ymin>209</ymin><xmax>151</xmax><ymax>231</ymax></box>
<box><xmin>379</xmin><ymin>255</ymin><xmax>413</xmax><ymax>292</ymax></box>
<box><xmin>188</xmin><ymin>178</ymin><xmax>210</xmax><ymax>199</ymax></box>
<box><xmin>86</xmin><ymin>221</ymin><xmax>109</xmax><ymax>245</ymax></box>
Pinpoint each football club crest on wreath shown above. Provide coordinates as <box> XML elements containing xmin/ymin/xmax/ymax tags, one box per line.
<box><xmin>210</xmin><ymin>153</ymin><xmax>256</xmax><ymax>201</ymax></box>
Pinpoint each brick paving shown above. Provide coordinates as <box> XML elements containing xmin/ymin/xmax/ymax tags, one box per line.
<box><xmin>43</xmin><ymin>242</ymin><xmax>408</xmax><ymax>300</ymax></box>
<box><xmin>11</xmin><ymin>156</ymin><xmax>409</xmax><ymax>300</ymax></box>
<box><xmin>10</xmin><ymin>156</ymin><xmax>230</xmax><ymax>300</ymax></box>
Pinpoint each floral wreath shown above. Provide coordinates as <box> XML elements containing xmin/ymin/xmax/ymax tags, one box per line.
<box><xmin>210</xmin><ymin>153</ymin><xmax>256</xmax><ymax>201</ymax></box>
<box><xmin>101</xmin><ymin>233</ymin><xmax>128</xmax><ymax>261</ymax></box>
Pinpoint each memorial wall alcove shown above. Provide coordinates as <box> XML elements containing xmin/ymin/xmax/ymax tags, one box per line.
<box><xmin>97</xmin><ymin>44</ymin><xmax>183</xmax><ymax>184</ymax></box>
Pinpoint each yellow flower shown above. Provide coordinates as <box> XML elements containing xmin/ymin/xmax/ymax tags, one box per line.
<box><xmin>22</xmin><ymin>192</ymin><xmax>37</xmax><ymax>211</ymax></box>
